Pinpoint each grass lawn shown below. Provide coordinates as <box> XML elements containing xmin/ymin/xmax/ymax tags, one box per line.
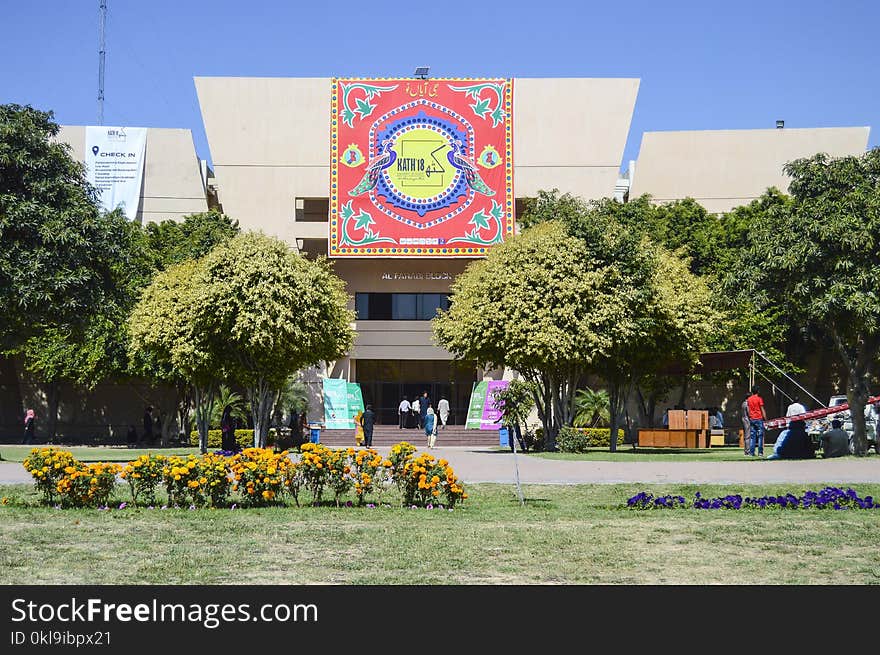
<box><xmin>2</xmin><ymin>481</ymin><xmax>879</xmax><ymax>585</ymax></box>
<box><xmin>0</xmin><ymin>445</ymin><xmax>200</xmax><ymax>463</ymax></box>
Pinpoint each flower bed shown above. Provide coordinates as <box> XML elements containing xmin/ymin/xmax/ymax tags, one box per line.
<box><xmin>627</xmin><ymin>487</ymin><xmax>879</xmax><ymax>510</ymax></box>
<box><xmin>19</xmin><ymin>443</ymin><xmax>466</xmax><ymax>510</ymax></box>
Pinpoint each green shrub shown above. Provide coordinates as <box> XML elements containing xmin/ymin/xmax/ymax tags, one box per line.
<box><xmin>189</xmin><ymin>429</ymin><xmax>272</xmax><ymax>449</ymax></box>
<box><xmin>557</xmin><ymin>426</ymin><xmax>625</xmax><ymax>452</ymax></box>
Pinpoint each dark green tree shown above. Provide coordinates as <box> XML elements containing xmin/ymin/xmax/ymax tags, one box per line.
<box><xmin>736</xmin><ymin>149</ymin><xmax>880</xmax><ymax>455</ymax></box>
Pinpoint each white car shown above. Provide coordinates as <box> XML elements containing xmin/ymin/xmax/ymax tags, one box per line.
<box><xmin>808</xmin><ymin>395</ymin><xmax>879</xmax><ymax>453</ymax></box>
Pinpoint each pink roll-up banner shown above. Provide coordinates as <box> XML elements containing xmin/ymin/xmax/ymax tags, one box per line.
<box><xmin>479</xmin><ymin>380</ymin><xmax>509</xmax><ymax>430</ymax></box>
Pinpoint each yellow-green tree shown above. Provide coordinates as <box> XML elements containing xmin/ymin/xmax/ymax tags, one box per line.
<box><xmin>192</xmin><ymin>233</ymin><xmax>354</xmax><ymax>448</ymax></box>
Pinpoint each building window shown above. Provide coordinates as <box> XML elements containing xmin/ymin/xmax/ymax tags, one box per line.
<box><xmin>355</xmin><ymin>293</ymin><xmax>450</xmax><ymax>320</ymax></box>
<box><xmin>295</xmin><ymin>198</ymin><xmax>329</xmax><ymax>222</ymax></box>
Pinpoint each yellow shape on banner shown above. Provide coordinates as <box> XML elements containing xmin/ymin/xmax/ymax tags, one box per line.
<box><xmin>385</xmin><ymin>129</ymin><xmax>452</xmax><ymax>200</ymax></box>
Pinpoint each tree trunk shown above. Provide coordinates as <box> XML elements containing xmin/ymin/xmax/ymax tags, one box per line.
<box><xmin>609</xmin><ymin>383</ymin><xmax>621</xmax><ymax>452</ymax></box>
<box><xmin>46</xmin><ymin>381</ymin><xmax>60</xmax><ymax>442</ymax></box>
<box><xmin>833</xmin><ymin>330</ymin><xmax>875</xmax><ymax>457</ymax></box>
<box><xmin>249</xmin><ymin>378</ymin><xmax>275</xmax><ymax>448</ymax></box>
<box><xmin>0</xmin><ymin>355</ymin><xmax>24</xmax><ymax>440</ymax></box>
<box><xmin>176</xmin><ymin>381</ymin><xmax>192</xmax><ymax>445</ymax></box>
<box><xmin>192</xmin><ymin>383</ymin><xmax>215</xmax><ymax>454</ymax></box>
<box><xmin>608</xmin><ymin>378</ymin><xmax>630</xmax><ymax>452</ymax></box>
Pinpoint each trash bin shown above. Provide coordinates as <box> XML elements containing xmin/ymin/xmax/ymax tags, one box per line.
<box><xmin>309</xmin><ymin>425</ymin><xmax>321</xmax><ymax>444</ymax></box>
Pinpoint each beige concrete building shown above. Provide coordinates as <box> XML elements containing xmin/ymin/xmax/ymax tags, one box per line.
<box><xmin>56</xmin><ymin>126</ymin><xmax>209</xmax><ymax>223</ymax></box>
<box><xmin>195</xmin><ymin>77</ymin><xmax>640</xmax><ymax>423</ymax></box>
<box><xmin>630</xmin><ymin>126</ymin><xmax>871</xmax><ymax>213</ymax></box>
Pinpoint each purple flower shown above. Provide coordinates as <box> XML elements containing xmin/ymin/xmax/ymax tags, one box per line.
<box><xmin>147</xmin><ymin>506</ymin><xmax>154</xmax><ymax>510</ymax></box>
<box><xmin>410</xmin><ymin>505</ymin><xmax>418</xmax><ymax>510</ymax></box>
<box><xmin>345</xmin><ymin>500</ymin><xmax>353</xmax><ymax>507</ymax></box>
<box><xmin>426</xmin><ymin>504</ymin><xmax>434</xmax><ymax>510</ymax></box>
<box><xmin>118</xmin><ymin>502</ymin><xmax>127</xmax><ymax>510</ymax></box>
<box><xmin>160</xmin><ymin>505</ymin><xmax>168</xmax><ymax>510</ymax></box>
<box><xmin>366</xmin><ymin>503</ymin><xmax>375</xmax><ymax>509</ymax></box>
<box><xmin>230</xmin><ymin>503</ymin><xmax>237</xmax><ymax>510</ymax></box>
<box><xmin>188</xmin><ymin>505</ymin><xmax>196</xmax><ymax>511</ymax></box>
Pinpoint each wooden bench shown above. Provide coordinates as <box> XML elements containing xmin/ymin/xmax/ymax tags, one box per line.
<box><xmin>638</xmin><ymin>428</ymin><xmax>709</xmax><ymax>448</ymax></box>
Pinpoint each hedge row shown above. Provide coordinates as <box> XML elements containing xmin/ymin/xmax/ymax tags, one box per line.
<box><xmin>557</xmin><ymin>427</ymin><xmax>626</xmax><ymax>452</ymax></box>
<box><xmin>189</xmin><ymin>429</ymin><xmax>276</xmax><ymax>449</ymax></box>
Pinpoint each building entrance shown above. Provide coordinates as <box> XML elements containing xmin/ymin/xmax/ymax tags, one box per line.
<box><xmin>355</xmin><ymin>360</ymin><xmax>476</xmax><ymax>426</ymax></box>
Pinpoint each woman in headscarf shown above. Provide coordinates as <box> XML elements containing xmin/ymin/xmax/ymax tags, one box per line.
<box><xmin>425</xmin><ymin>405</ymin><xmax>437</xmax><ymax>448</ymax></box>
<box><xmin>23</xmin><ymin>409</ymin><xmax>35</xmax><ymax>445</ymax></box>
<box><xmin>220</xmin><ymin>405</ymin><xmax>236</xmax><ymax>452</ymax></box>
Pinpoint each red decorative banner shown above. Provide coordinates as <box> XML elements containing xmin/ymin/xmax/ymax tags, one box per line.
<box><xmin>330</xmin><ymin>78</ymin><xmax>514</xmax><ymax>257</ymax></box>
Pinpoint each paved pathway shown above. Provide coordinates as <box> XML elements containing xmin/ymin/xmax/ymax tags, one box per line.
<box><xmin>2</xmin><ymin>447</ymin><xmax>879</xmax><ymax>485</ymax></box>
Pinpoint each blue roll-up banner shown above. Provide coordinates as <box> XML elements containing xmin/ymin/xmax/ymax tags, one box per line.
<box><xmin>499</xmin><ymin>427</ymin><xmax>509</xmax><ymax>447</ymax></box>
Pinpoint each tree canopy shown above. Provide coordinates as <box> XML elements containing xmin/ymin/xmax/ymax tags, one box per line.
<box><xmin>187</xmin><ymin>232</ymin><xmax>354</xmax><ymax>448</ymax></box>
<box><xmin>734</xmin><ymin>148</ymin><xmax>880</xmax><ymax>454</ymax></box>
<box><xmin>0</xmin><ymin>104</ymin><xmax>150</xmax><ymax>350</ymax></box>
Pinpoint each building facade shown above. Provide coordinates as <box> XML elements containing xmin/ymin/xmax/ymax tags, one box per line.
<box><xmin>195</xmin><ymin>77</ymin><xmax>640</xmax><ymax>423</ymax></box>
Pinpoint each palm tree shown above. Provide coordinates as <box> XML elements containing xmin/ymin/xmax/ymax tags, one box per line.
<box><xmin>210</xmin><ymin>385</ymin><xmax>248</xmax><ymax>429</ymax></box>
<box><xmin>573</xmin><ymin>388</ymin><xmax>610</xmax><ymax>428</ymax></box>
<box><xmin>274</xmin><ymin>377</ymin><xmax>309</xmax><ymax>423</ymax></box>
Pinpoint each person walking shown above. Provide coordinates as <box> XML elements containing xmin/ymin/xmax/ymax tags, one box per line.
<box><xmin>361</xmin><ymin>404</ymin><xmax>376</xmax><ymax>448</ymax></box>
<box><xmin>746</xmin><ymin>386</ymin><xmax>767</xmax><ymax>457</ymax></box>
<box><xmin>398</xmin><ymin>396</ymin><xmax>411</xmax><ymax>430</ymax></box>
<box><xmin>22</xmin><ymin>408</ymin><xmax>35</xmax><ymax>445</ymax></box>
<box><xmin>411</xmin><ymin>397</ymin><xmax>421</xmax><ymax>429</ymax></box>
<box><xmin>424</xmin><ymin>405</ymin><xmax>437</xmax><ymax>448</ymax></box>
<box><xmin>354</xmin><ymin>410</ymin><xmax>365</xmax><ymax>446</ymax></box>
<box><xmin>437</xmin><ymin>396</ymin><xmax>450</xmax><ymax>429</ymax></box>
<box><xmin>740</xmin><ymin>394</ymin><xmax>750</xmax><ymax>455</ymax></box>
<box><xmin>419</xmin><ymin>391</ymin><xmax>430</xmax><ymax>430</ymax></box>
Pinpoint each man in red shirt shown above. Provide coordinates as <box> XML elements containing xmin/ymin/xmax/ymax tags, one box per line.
<box><xmin>746</xmin><ymin>385</ymin><xmax>767</xmax><ymax>457</ymax></box>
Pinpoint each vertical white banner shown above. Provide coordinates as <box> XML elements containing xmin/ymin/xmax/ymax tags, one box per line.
<box><xmin>84</xmin><ymin>126</ymin><xmax>147</xmax><ymax>220</ymax></box>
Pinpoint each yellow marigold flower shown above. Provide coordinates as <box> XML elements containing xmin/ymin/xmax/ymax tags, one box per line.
<box><xmin>174</xmin><ymin>475</ymin><xmax>181</xmax><ymax>481</ymax></box>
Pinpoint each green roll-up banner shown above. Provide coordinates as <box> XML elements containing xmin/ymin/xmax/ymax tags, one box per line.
<box><xmin>323</xmin><ymin>378</ymin><xmax>350</xmax><ymax>429</ymax></box>
<box><xmin>465</xmin><ymin>381</ymin><xmax>489</xmax><ymax>429</ymax></box>
<box><xmin>347</xmin><ymin>382</ymin><xmax>365</xmax><ymax>424</ymax></box>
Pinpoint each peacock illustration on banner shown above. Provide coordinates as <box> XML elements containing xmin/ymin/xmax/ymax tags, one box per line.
<box><xmin>348</xmin><ymin>140</ymin><xmax>396</xmax><ymax>196</ymax></box>
<box><xmin>448</xmin><ymin>140</ymin><xmax>495</xmax><ymax>196</ymax></box>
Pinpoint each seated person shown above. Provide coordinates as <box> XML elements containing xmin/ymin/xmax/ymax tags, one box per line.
<box><xmin>766</xmin><ymin>427</ymin><xmax>790</xmax><ymax>460</ymax></box>
<box><xmin>820</xmin><ymin>419</ymin><xmax>851</xmax><ymax>458</ymax></box>
<box><xmin>767</xmin><ymin>419</ymin><xmax>814</xmax><ymax>460</ymax></box>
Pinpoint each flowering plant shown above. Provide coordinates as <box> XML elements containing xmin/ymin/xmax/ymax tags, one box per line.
<box><xmin>388</xmin><ymin>442</ymin><xmax>416</xmax><ymax>491</ymax></box>
<box><xmin>399</xmin><ymin>453</ymin><xmax>467</xmax><ymax>508</ymax></box>
<box><xmin>54</xmin><ymin>462</ymin><xmax>121</xmax><ymax>508</ymax></box>
<box><xmin>627</xmin><ymin>487</ymin><xmax>879</xmax><ymax>510</ymax></box>
<box><xmin>350</xmin><ymin>448</ymin><xmax>392</xmax><ymax>505</ymax></box>
<box><xmin>121</xmin><ymin>454</ymin><xmax>166</xmax><ymax>506</ymax></box>
<box><xmin>326</xmin><ymin>448</ymin><xmax>354</xmax><ymax>506</ymax></box>
<box><xmin>22</xmin><ymin>448</ymin><xmax>79</xmax><ymax>504</ymax></box>
<box><xmin>230</xmin><ymin>448</ymin><xmax>289</xmax><ymax>507</ymax></box>
<box><xmin>200</xmin><ymin>453</ymin><xmax>235</xmax><ymax>507</ymax></box>
<box><xmin>299</xmin><ymin>442</ymin><xmax>332</xmax><ymax>504</ymax></box>
<box><xmin>162</xmin><ymin>455</ymin><xmax>207</xmax><ymax>506</ymax></box>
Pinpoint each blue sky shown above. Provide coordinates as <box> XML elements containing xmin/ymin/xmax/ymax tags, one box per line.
<box><xmin>2</xmin><ymin>0</ymin><xmax>877</xmax><ymax>170</ymax></box>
